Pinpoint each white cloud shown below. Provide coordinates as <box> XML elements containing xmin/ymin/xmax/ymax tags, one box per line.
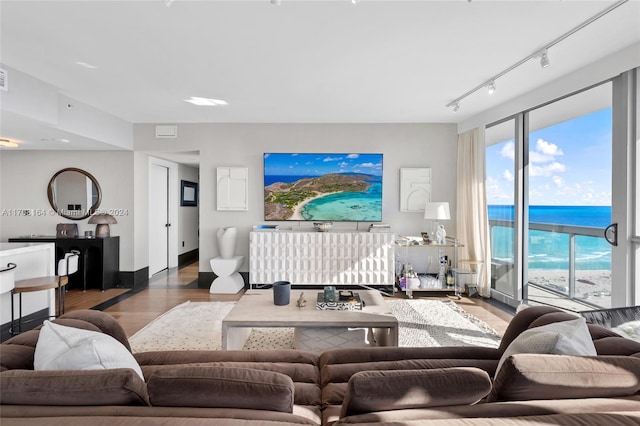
<box><xmin>347</xmin><ymin>154</ymin><xmax>359</xmax><ymax>159</ymax></box>
<box><xmin>552</xmin><ymin>176</ymin><xmax>565</xmax><ymax>187</ymax></box>
<box><xmin>536</xmin><ymin>139</ymin><xmax>563</xmax><ymax>156</ymax></box>
<box><xmin>323</xmin><ymin>156</ymin><xmax>342</xmax><ymax>162</ymax></box>
<box><xmin>503</xmin><ymin>169</ymin><xmax>514</xmax><ymax>182</ymax></box>
<box><xmin>338</xmin><ymin>162</ymin><xmax>348</xmax><ymax>168</ymax></box>
<box><xmin>530</xmin><ymin>162</ymin><xmax>566</xmax><ymax>177</ymax></box>
<box><xmin>500</xmin><ymin>141</ymin><xmax>515</xmax><ymax>160</ymax></box>
<box><xmin>358</xmin><ymin>162</ymin><xmax>376</xmax><ymax>168</ymax></box>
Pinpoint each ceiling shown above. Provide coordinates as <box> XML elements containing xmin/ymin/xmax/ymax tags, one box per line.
<box><xmin>1</xmin><ymin>0</ymin><xmax>639</xmax><ymax>152</ymax></box>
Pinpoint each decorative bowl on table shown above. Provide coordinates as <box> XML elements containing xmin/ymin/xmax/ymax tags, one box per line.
<box><xmin>313</xmin><ymin>222</ymin><xmax>333</xmax><ymax>232</ymax></box>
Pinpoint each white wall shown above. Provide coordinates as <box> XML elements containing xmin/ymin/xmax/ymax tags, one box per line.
<box><xmin>178</xmin><ymin>164</ymin><xmax>199</xmax><ymax>255</ymax></box>
<box><xmin>134</xmin><ymin>123</ymin><xmax>458</xmax><ymax>273</ymax></box>
<box><xmin>0</xmin><ymin>150</ymin><xmax>135</xmax><ymax>271</ymax></box>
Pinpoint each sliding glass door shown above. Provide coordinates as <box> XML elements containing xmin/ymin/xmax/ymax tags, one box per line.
<box><xmin>485</xmin><ymin>119</ymin><xmax>518</xmax><ymax>303</ymax></box>
<box><xmin>485</xmin><ymin>81</ymin><xmax>622</xmax><ymax>310</ymax></box>
<box><xmin>526</xmin><ymin>83</ymin><xmax>612</xmax><ymax>309</ymax></box>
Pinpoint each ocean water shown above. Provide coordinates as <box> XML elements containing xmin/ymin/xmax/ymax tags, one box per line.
<box><xmin>489</xmin><ymin>205</ymin><xmax>611</xmax><ymax>270</ymax></box>
<box><xmin>264</xmin><ymin>174</ymin><xmax>383</xmax><ymax>221</ymax></box>
<box><xmin>300</xmin><ymin>181</ymin><xmax>382</xmax><ymax>221</ymax></box>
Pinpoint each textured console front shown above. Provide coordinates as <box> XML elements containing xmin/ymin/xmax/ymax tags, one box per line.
<box><xmin>249</xmin><ymin>231</ymin><xmax>394</xmax><ymax>286</ymax></box>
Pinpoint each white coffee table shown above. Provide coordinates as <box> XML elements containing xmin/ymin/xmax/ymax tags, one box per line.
<box><xmin>221</xmin><ymin>289</ymin><xmax>398</xmax><ymax>350</ymax></box>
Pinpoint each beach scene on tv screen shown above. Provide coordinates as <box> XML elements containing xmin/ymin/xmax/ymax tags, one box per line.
<box><xmin>264</xmin><ymin>153</ymin><xmax>383</xmax><ymax>222</ymax></box>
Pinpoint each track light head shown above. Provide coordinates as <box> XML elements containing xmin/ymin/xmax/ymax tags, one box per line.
<box><xmin>271</xmin><ymin>0</ymin><xmax>281</xmax><ymax>5</ymax></box>
<box><xmin>487</xmin><ymin>81</ymin><xmax>496</xmax><ymax>95</ymax></box>
<box><xmin>351</xmin><ymin>0</ymin><xmax>360</xmax><ymax>4</ymax></box>
<box><xmin>451</xmin><ymin>102</ymin><xmax>460</xmax><ymax>113</ymax></box>
<box><xmin>540</xmin><ymin>50</ymin><xmax>550</xmax><ymax>68</ymax></box>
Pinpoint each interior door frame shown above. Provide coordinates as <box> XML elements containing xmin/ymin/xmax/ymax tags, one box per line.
<box><xmin>148</xmin><ymin>156</ymin><xmax>179</xmax><ymax>277</ymax></box>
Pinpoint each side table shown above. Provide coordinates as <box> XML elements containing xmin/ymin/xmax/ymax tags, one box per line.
<box><xmin>210</xmin><ymin>256</ymin><xmax>244</xmax><ymax>294</ymax></box>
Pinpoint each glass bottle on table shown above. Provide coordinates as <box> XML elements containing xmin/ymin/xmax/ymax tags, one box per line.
<box><xmin>446</xmin><ymin>259</ymin><xmax>455</xmax><ymax>287</ymax></box>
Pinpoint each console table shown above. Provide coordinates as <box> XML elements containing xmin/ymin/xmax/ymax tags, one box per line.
<box><xmin>249</xmin><ymin>231</ymin><xmax>395</xmax><ymax>288</ymax></box>
<box><xmin>8</xmin><ymin>236</ymin><xmax>120</xmax><ymax>291</ymax></box>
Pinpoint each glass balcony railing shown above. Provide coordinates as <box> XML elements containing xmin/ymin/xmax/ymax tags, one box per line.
<box><xmin>489</xmin><ymin>220</ymin><xmax>611</xmax><ymax>309</ymax></box>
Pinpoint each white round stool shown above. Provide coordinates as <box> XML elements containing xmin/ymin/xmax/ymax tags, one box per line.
<box><xmin>209</xmin><ymin>255</ymin><xmax>244</xmax><ymax>294</ymax></box>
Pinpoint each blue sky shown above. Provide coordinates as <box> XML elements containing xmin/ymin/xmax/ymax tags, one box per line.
<box><xmin>486</xmin><ymin>108</ymin><xmax>612</xmax><ymax>206</ymax></box>
<box><xmin>264</xmin><ymin>153</ymin><xmax>383</xmax><ymax>177</ymax></box>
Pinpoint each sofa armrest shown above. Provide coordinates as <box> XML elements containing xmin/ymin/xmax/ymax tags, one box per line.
<box><xmin>340</xmin><ymin>367</ymin><xmax>491</xmax><ymax>418</ymax></box>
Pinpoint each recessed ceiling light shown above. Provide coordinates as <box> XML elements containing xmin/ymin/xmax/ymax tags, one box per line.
<box><xmin>75</xmin><ymin>61</ymin><xmax>97</xmax><ymax>69</ymax></box>
<box><xmin>0</xmin><ymin>138</ymin><xmax>19</xmax><ymax>148</ymax></box>
<box><xmin>184</xmin><ymin>97</ymin><xmax>228</xmax><ymax>106</ymax></box>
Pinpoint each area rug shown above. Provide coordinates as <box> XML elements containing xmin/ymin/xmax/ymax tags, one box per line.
<box><xmin>128</xmin><ymin>299</ymin><xmax>501</xmax><ymax>353</ymax></box>
<box><xmin>129</xmin><ymin>301</ymin><xmax>235</xmax><ymax>353</ymax></box>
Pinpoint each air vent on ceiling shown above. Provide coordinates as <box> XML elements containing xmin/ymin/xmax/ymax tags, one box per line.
<box><xmin>155</xmin><ymin>125</ymin><xmax>177</xmax><ymax>139</ymax></box>
<box><xmin>0</xmin><ymin>68</ymin><xmax>7</xmax><ymax>91</ymax></box>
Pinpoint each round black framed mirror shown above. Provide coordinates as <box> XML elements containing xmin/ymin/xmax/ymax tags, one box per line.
<box><xmin>47</xmin><ymin>168</ymin><xmax>102</xmax><ymax>220</ymax></box>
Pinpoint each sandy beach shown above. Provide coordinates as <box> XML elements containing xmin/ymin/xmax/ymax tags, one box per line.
<box><xmin>527</xmin><ymin>269</ymin><xmax>611</xmax><ymax>306</ymax></box>
<box><xmin>289</xmin><ymin>191</ymin><xmax>341</xmax><ymax>220</ymax></box>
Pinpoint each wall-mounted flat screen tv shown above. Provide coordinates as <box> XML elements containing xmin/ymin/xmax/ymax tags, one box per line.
<box><xmin>264</xmin><ymin>153</ymin><xmax>383</xmax><ymax>222</ymax></box>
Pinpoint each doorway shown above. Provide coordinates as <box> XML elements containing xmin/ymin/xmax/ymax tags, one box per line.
<box><xmin>148</xmin><ymin>157</ymin><xmax>179</xmax><ymax>277</ymax></box>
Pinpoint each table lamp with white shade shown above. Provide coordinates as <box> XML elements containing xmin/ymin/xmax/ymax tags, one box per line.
<box><xmin>424</xmin><ymin>202</ymin><xmax>450</xmax><ymax>244</ymax></box>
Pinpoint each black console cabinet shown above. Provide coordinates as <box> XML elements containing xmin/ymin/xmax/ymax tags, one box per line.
<box><xmin>8</xmin><ymin>236</ymin><xmax>120</xmax><ymax>291</ymax></box>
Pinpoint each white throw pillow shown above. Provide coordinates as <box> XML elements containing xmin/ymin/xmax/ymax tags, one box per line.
<box><xmin>495</xmin><ymin>317</ymin><xmax>597</xmax><ymax>378</ymax></box>
<box><xmin>34</xmin><ymin>321</ymin><xmax>143</xmax><ymax>379</ymax></box>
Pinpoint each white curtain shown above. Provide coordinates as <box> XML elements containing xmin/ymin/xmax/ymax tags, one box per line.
<box><xmin>456</xmin><ymin>128</ymin><xmax>491</xmax><ymax>297</ymax></box>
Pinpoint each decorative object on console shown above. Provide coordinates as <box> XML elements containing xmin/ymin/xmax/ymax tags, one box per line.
<box><xmin>56</xmin><ymin>223</ymin><xmax>78</xmax><ymax>238</ymax></box>
<box><xmin>88</xmin><ymin>213</ymin><xmax>117</xmax><ymax>238</ymax></box>
<box><xmin>273</xmin><ymin>281</ymin><xmax>291</xmax><ymax>306</ymax></box>
<box><xmin>216</xmin><ymin>227</ymin><xmax>237</xmax><ymax>259</ymax></box>
<box><xmin>313</xmin><ymin>222</ymin><xmax>333</xmax><ymax>232</ymax></box>
<box><xmin>424</xmin><ymin>201</ymin><xmax>450</xmax><ymax>244</ymax></box>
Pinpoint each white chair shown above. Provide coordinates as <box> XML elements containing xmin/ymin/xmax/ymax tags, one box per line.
<box><xmin>11</xmin><ymin>251</ymin><xmax>79</xmax><ymax>335</ymax></box>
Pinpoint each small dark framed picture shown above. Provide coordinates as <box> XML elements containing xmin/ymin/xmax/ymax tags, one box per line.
<box><xmin>181</xmin><ymin>180</ymin><xmax>198</xmax><ymax>207</ymax></box>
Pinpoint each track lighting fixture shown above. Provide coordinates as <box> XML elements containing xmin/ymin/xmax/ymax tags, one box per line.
<box><xmin>539</xmin><ymin>50</ymin><xmax>550</xmax><ymax>69</ymax></box>
<box><xmin>271</xmin><ymin>0</ymin><xmax>281</xmax><ymax>5</ymax></box>
<box><xmin>444</xmin><ymin>0</ymin><xmax>627</xmax><ymax>112</ymax></box>
<box><xmin>350</xmin><ymin>0</ymin><xmax>361</xmax><ymax>4</ymax></box>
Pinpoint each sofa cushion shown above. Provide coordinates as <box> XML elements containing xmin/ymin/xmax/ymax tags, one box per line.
<box><xmin>489</xmin><ymin>354</ymin><xmax>640</xmax><ymax>402</ymax></box>
<box><xmin>340</xmin><ymin>367</ymin><xmax>492</xmax><ymax>417</ymax></box>
<box><xmin>34</xmin><ymin>320</ymin><xmax>143</xmax><ymax>379</ymax></box>
<box><xmin>0</xmin><ymin>368</ymin><xmax>149</xmax><ymax>406</ymax></box>
<box><xmin>495</xmin><ymin>317</ymin><xmax>597</xmax><ymax>378</ymax></box>
<box><xmin>147</xmin><ymin>366</ymin><xmax>295</xmax><ymax>413</ymax></box>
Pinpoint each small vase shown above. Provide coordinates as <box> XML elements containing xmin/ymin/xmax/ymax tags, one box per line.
<box><xmin>217</xmin><ymin>227</ymin><xmax>237</xmax><ymax>259</ymax></box>
<box><xmin>273</xmin><ymin>281</ymin><xmax>291</xmax><ymax>306</ymax></box>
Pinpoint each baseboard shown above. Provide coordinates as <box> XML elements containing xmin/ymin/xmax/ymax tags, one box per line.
<box><xmin>198</xmin><ymin>272</ymin><xmax>249</xmax><ymax>290</ymax></box>
<box><xmin>119</xmin><ymin>267</ymin><xmax>150</xmax><ymax>289</ymax></box>
<box><xmin>0</xmin><ymin>308</ymin><xmax>49</xmax><ymax>343</ymax></box>
<box><xmin>178</xmin><ymin>249</ymin><xmax>199</xmax><ymax>267</ymax></box>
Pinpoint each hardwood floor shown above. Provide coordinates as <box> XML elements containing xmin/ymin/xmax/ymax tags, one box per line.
<box><xmin>62</xmin><ymin>261</ymin><xmax>514</xmax><ymax>339</ymax></box>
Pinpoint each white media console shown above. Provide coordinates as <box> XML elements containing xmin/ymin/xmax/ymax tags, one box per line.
<box><xmin>249</xmin><ymin>231</ymin><xmax>395</xmax><ymax>287</ymax></box>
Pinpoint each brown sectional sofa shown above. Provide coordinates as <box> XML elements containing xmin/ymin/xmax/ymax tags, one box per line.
<box><xmin>1</xmin><ymin>306</ymin><xmax>640</xmax><ymax>425</ymax></box>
